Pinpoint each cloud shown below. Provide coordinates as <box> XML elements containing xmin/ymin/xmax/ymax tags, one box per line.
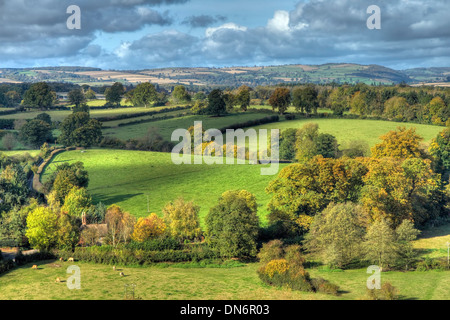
<box><xmin>181</xmin><ymin>14</ymin><xmax>226</xmax><ymax>28</ymax></box>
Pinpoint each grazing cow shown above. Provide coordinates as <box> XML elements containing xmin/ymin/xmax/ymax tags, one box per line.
<box><xmin>32</xmin><ymin>265</ymin><xmax>38</xmax><ymax>269</ymax></box>
<box><xmin>119</xmin><ymin>272</ymin><xmax>125</xmax><ymax>277</ymax></box>
<box><xmin>68</xmin><ymin>257</ymin><xmax>74</xmax><ymax>262</ymax></box>
<box><xmin>59</xmin><ymin>257</ymin><xmax>64</xmax><ymax>262</ymax></box>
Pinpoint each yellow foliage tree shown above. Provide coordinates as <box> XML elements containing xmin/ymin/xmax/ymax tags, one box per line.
<box><xmin>131</xmin><ymin>213</ymin><xmax>166</xmax><ymax>243</ymax></box>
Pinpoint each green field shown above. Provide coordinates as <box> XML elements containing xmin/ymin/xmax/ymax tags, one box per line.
<box><xmin>41</xmin><ymin>149</ymin><xmax>285</xmax><ymax>224</ymax></box>
<box><xmin>251</xmin><ymin>118</ymin><xmax>443</xmax><ymax>147</ymax></box>
<box><xmin>103</xmin><ymin>112</ymin><xmax>274</xmax><ymax>141</ymax></box>
<box><xmin>0</xmin><ymin>260</ymin><xmax>447</xmax><ymax>300</ymax></box>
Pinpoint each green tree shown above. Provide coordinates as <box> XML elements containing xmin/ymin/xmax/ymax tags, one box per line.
<box><xmin>269</xmin><ymin>88</ymin><xmax>291</xmax><ymax>114</ymax></box>
<box><xmin>205</xmin><ymin>190</ymin><xmax>260</xmax><ymax>258</ymax></box>
<box><xmin>315</xmin><ymin>133</ymin><xmax>339</xmax><ymax>159</ymax></box>
<box><xmin>25</xmin><ymin>206</ymin><xmax>59</xmax><ymax>251</ymax></box>
<box><xmin>36</xmin><ymin>113</ymin><xmax>52</xmax><ymax>126</ymax></box>
<box><xmin>68</xmin><ymin>89</ymin><xmax>87</xmax><ymax>108</ymax></box>
<box><xmin>292</xmin><ymin>85</ymin><xmax>318</xmax><ymax>115</ymax></box>
<box><xmin>279</xmin><ymin>128</ymin><xmax>297</xmax><ymax>160</ymax></box>
<box><xmin>19</xmin><ymin>119</ymin><xmax>52</xmax><ymax>148</ymax></box>
<box><xmin>395</xmin><ymin>219</ymin><xmax>420</xmax><ymax>270</ymax></box>
<box><xmin>429</xmin><ymin>127</ymin><xmax>450</xmax><ymax>174</ymax></box>
<box><xmin>105</xmin><ymin>82</ymin><xmax>125</xmax><ymax>106</ymax></box>
<box><xmin>61</xmin><ymin>187</ymin><xmax>92</xmax><ymax>218</ymax></box>
<box><xmin>56</xmin><ymin>213</ymin><xmax>80</xmax><ymax>250</ymax></box>
<box><xmin>304</xmin><ymin>203</ymin><xmax>368</xmax><ymax>268</ymax></box>
<box><xmin>172</xmin><ymin>85</ymin><xmax>191</xmax><ymax>104</ymax></box>
<box><xmin>130</xmin><ymin>83</ymin><xmax>158</xmax><ymax>108</ymax></box>
<box><xmin>206</xmin><ymin>89</ymin><xmax>226</xmax><ymax>116</ymax></box>
<box><xmin>363</xmin><ymin>218</ymin><xmax>398</xmax><ymax>269</ymax></box>
<box><xmin>85</xmin><ymin>88</ymin><xmax>97</xmax><ymax>100</ymax></box>
<box><xmin>162</xmin><ymin>198</ymin><xmax>201</xmax><ymax>242</ymax></box>
<box><xmin>22</xmin><ymin>82</ymin><xmax>55</xmax><ymax>110</ymax></box>
<box><xmin>58</xmin><ymin>112</ymin><xmax>102</xmax><ymax>147</ymax></box>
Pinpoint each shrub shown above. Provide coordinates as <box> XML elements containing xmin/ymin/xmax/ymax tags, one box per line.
<box><xmin>257</xmin><ymin>240</ymin><xmax>284</xmax><ymax>263</ymax></box>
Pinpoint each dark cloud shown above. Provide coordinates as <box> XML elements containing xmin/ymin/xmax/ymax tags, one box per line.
<box><xmin>181</xmin><ymin>14</ymin><xmax>226</xmax><ymax>28</ymax></box>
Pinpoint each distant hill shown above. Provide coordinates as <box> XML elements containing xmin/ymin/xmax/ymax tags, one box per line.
<box><xmin>0</xmin><ymin>63</ymin><xmax>448</xmax><ymax>88</ymax></box>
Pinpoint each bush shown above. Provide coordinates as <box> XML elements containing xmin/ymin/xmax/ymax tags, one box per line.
<box><xmin>257</xmin><ymin>240</ymin><xmax>284</xmax><ymax>263</ymax></box>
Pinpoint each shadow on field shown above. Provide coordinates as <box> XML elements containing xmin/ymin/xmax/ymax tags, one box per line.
<box><xmin>94</xmin><ymin>193</ymin><xmax>143</xmax><ymax>205</ymax></box>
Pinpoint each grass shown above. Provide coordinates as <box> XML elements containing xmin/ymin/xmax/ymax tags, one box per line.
<box><xmin>251</xmin><ymin>118</ymin><xmax>443</xmax><ymax>147</ymax></box>
<box><xmin>103</xmin><ymin>112</ymin><xmax>274</xmax><ymax>141</ymax></box>
<box><xmin>0</xmin><ymin>260</ymin><xmax>448</xmax><ymax>300</ymax></box>
<box><xmin>413</xmin><ymin>223</ymin><xmax>450</xmax><ymax>259</ymax></box>
<box><xmin>41</xmin><ymin>149</ymin><xmax>285</xmax><ymax>224</ymax></box>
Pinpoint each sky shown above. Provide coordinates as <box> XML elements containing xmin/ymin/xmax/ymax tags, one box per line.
<box><xmin>0</xmin><ymin>0</ymin><xmax>450</xmax><ymax>70</ymax></box>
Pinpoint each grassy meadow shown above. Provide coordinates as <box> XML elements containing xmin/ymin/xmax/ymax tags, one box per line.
<box><xmin>41</xmin><ymin>149</ymin><xmax>285</xmax><ymax>224</ymax></box>
<box><xmin>0</xmin><ymin>259</ymin><xmax>448</xmax><ymax>300</ymax></box>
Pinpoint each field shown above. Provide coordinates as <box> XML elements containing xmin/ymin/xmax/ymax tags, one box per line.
<box><xmin>0</xmin><ymin>259</ymin><xmax>448</xmax><ymax>300</ymax></box>
<box><xmin>252</xmin><ymin>118</ymin><xmax>443</xmax><ymax>147</ymax></box>
<box><xmin>41</xmin><ymin>149</ymin><xmax>284</xmax><ymax>224</ymax></box>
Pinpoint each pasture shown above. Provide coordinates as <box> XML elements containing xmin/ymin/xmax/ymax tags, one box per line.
<box><xmin>41</xmin><ymin>149</ymin><xmax>285</xmax><ymax>224</ymax></box>
<box><xmin>0</xmin><ymin>260</ymin><xmax>448</xmax><ymax>300</ymax></box>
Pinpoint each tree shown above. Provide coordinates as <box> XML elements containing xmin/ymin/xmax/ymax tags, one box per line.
<box><xmin>269</xmin><ymin>88</ymin><xmax>291</xmax><ymax>114</ymax></box>
<box><xmin>206</xmin><ymin>89</ymin><xmax>226</xmax><ymax>116</ymax></box>
<box><xmin>395</xmin><ymin>219</ymin><xmax>420</xmax><ymax>270</ymax></box>
<box><xmin>25</xmin><ymin>206</ymin><xmax>59</xmax><ymax>251</ymax></box>
<box><xmin>45</xmin><ymin>162</ymin><xmax>89</xmax><ymax>204</ymax></box>
<box><xmin>162</xmin><ymin>198</ymin><xmax>201</xmax><ymax>242</ymax></box>
<box><xmin>105</xmin><ymin>82</ymin><xmax>125</xmax><ymax>106</ymax></box>
<box><xmin>266</xmin><ymin>156</ymin><xmax>368</xmax><ymax>230</ymax></box>
<box><xmin>56</xmin><ymin>213</ymin><xmax>80</xmax><ymax>250</ymax></box>
<box><xmin>371</xmin><ymin>127</ymin><xmax>426</xmax><ymax>160</ymax></box>
<box><xmin>36</xmin><ymin>113</ymin><xmax>52</xmax><ymax>126</ymax></box>
<box><xmin>19</xmin><ymin>119</ymin><xmax>52</xmax><ymax>148</ymax></box>
<box><xmin>131</xmin><ymin>213</ymin><xmax>166</xmax><ymax>243</ymax></box>
<box><xmin>236</xmin><ymin>85</ymin><xmax>251</xmax><ymax>111</ymax></box>
<box><xmin>61</xmin><ymin>187</ymin><xmax>92</xmax><ymax>218</ymax></box>
<box><xmin>0</xmin><ymin>199</ymin><xmax>38</xmax><ymax>247</ymax></box>
<box><xmin>304</xmin><ymin>203</ymin><xmax>368</xmax><ymax>268</ymax></box>
<box><xmin>85</xmin><ymin>88</ymin><xmax>97</xmax><ymax>100</ymax></box>
<box><xmin>205</xmin><ymin>190</ymin><xmax>260</xmax><ymax>258</ymax></box>
<box><xmin>295</xmin><ymin>123</ymin><xmax>320</xmax><ymax>162</ymax></box>
<box><xmin>363</xmin><ymin>218</ymin><xmax>398</xmax><ymax>269</ymax></box>
<box><xmin>327</xmin><ymin>87</ymin><xmax>348</xmax><ymax>116</ymax></box>
<box><xmin>5</xmin><ymin>90</ymin><xmax>21</xmax><ymax>107</ymax></box>
<box><xmin>172</xmin><ymin>85</ymin><xmax>191</xmax><ymax>104</ymax></box>
<box><xmin>429</xmin><ymin>127</ymin><xmax>450</xmax><ymax>174</ymax></box>
<box><xmin>279</xmin><ymin>129</ymin><xmax>297</xmax><ymax>160</ymax></box>
<box><xmin>292</xmin><ymin>86</ymin><xmax>318</xmax><ymax>115</ymax></box>
<box><xmin>130</xmin><ymin>83</ymin><xmax>158</xmax><ymax>108</ymax></box>
<box><xmin>22</xmin><ymin>82</ymin><xmax>55</xmax><ymax>110</ymax></box>
<box><xmin>315</xmin><ymin>133</ymin><xmax>339</xmax><ymax>159</ymax></box>
<box><xmin>2</xmin><ymin>133</ymin><xmax>17</xmax><ymax>151</ymax></box>
<box><xmin>105</xmin><ymin>205</ymin><xmax>135</xmax><ymax>247</ymax></box>
<box><xmin>58</xmin><ymin>112</ymin><xmax>102</xmax><ymax>147</ymax></box>
<box><xmin>68</xmin><ymin>89</ymin><xmax>86</xmax><ymax>108</ymax></box>
<box><xmin>383</xmin><ymin>96</ymin><xmax>411</xmax><ymax>121</ymax></box>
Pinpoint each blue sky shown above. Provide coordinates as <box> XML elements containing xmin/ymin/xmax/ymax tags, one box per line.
<box><xmin>0</xmin><ymin>0</ymin><xmax>449</xmax><ymax>70</ymax></box>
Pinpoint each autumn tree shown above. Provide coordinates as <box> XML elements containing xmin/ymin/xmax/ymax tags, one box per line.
<box><xmin>429</xmin><ymin>127</ymin><xmax>450</xmax><ymax>174</ymax></box>
<box><xmin>371</xmin><ymin>127</ymin><xmax>427</xmax><ymax>160</ymax></box>
<box><xmin>162</xmin><ymin>198</ymin><xmax>201</xmax><ymax>242</ymax></box>
<box><xmin>266</xmin><ymin>156</ymin><xmax>368</xmax><ymax>231</ymax></box>
<box><xmin>131</xmin><ymin>213</ymin><xmax>167</xmax><ymax>243</ymax></box>
<box><xmin>235</xmin><ymin>85</ymin><xmax>251</xmax><ymax>111</ymax></box>
<box><xmin>105</xmin><ymin>205</ymin><xmax>135</xmax><ymax>247</ymax></box>
<box><xmin>269</xmin><ymin>88</ymin><xmax>291</xmax><ymax>114</ymax></box>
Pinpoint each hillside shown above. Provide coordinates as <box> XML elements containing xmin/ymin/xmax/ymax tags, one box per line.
<box><xmin>0</xmin><ymin>63</ymin><xmax>419</xmax><ymax>87</ymax></box>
